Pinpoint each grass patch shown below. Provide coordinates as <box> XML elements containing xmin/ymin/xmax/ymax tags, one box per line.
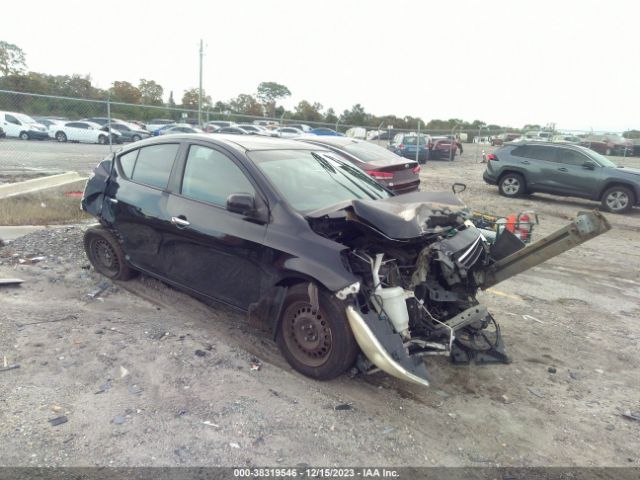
<box><xmin>0</xmin><ymin>192</ymin><xmax>91</xmax><ymax>225</ymax></box>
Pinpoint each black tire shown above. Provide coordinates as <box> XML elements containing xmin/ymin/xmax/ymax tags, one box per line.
<box><xmin>19</xmin><ymin>131</ymin><xmax>29</xmax><ymax>140</ymax></box>
<box><xmin>498</xmin><ymin>172</ymin><xmax>526</xmax><ymax>197</ymax></box>
<box><xmin>83</xmin><ymin>227</ymin><xmax>135</xmax><ymax>280</ymax></box>
<box><xmin>55</xmin><ymin>131</ymin><xmax>67</xmax><ymax>142</ymax></box>
<box><xmin>132</xmin><ymin>134</ymin><xmax>141</xmax><ymax>142</ymax></box>
<box><xmin>98</xmin><ymin>135</ymin><xmax>107</xmax><ymax>145</ymax></box>
<box><xmin>601</xmin><ymin>185</ymin><xmax>635</xmax><ymax>213</ymax></box>
<box><xmin>276</xmin><ymin>283</ymin><xmax>358</xmax><ymax>380</ymax></box>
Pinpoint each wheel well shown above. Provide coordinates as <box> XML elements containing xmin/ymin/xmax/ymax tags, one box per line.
<box><xmin>599</xmin><ymin>182</ymin><xmax>637</xmax><ymax>202</ymax></box>
<box><xmin>498</xmin><ymin>170</ymin><xmax>526</xmax><ymax>186</ymax></box>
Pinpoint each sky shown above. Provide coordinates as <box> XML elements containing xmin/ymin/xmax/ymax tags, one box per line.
<box><xmin>2</xmin><ymin>0</ymin><xmax>638</xmax><ymax>131</ymax></box>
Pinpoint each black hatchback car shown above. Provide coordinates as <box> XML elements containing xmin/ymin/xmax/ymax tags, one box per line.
<box><xmin>83</xmin><ymin>134</ymin><xmax>582</xmax><ymax>387</ymax></box>
<box><xmin>483</xmin><ymin>142</ymin><xmax>640</xmax><ymax>213</ymax></box>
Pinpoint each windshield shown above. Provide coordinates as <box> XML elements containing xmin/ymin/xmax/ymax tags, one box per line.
<box><xmin>249</xmin><ymin>149</ymin><xmax>391</xmax><ymax>213</ymax></box>
<box><xmin>403</xmin><ymin>135</ymin><xmax>428</xmax><ymax>145</ymax></box>
<box><xmin>586</xmin><ymin>150</ymin><xmax>617</xmax><ymax>167</ymax></box>
<box><xmin>342</xmin><ymin>141</ymin><xmax>406</xmax><ymax>163</ymax></box>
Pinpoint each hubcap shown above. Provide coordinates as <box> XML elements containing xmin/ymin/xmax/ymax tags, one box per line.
<box><xmin>606</xmin><ymin>191</ymin><xmax>629</xmax><ymax>211</ymax></box>
<box><xmin>284</xmin><ymin>304</ymin><xmax>332</xmax><ymax>367</ymax></box>
<box><xmin>91</xmin><ymin>238</ymin><xmax>119</xmax><ymax>275</ymax></box>
<box><xmin>502</xmin><ymin>177</ymin><xmax>520</xmax><ymax>195</ymax></box>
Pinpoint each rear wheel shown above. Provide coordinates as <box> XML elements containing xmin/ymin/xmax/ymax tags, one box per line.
<box><xmin>601</xmin><ymin>185</ymin><xmax>634</xmax><ymax>213</ymax></box>
<box><xmin>276</xmin><ymin>283</ymin><xmax>358</xmax><ymax>380</ymax></box>
<box><xmin>84</xmin><ymin>227</ymin><xmax>135</xmax><ymax>280</ymax></box>
<box><xmin>132</xmin><ymin>134</ymin><xmax>141</xmax><ymax>142</ymax></box>
<box><xmin>499</xmin><ymin>172</ymin><xmax>525</xmax><ymax>197</ymax></box>
<box><xmin>55</xmin><ymin>131</ymin><xmax>67</xmax><ymax>142</ymax></box>
<box><xmin>19</xmin><ymin>131</ymin><xmax>29</xmax><ymax>140</ymax></box>
<box><xmin>98</xmin><ymin>135</ymin><xmax>107</xmax><ymax>144</ymax></box>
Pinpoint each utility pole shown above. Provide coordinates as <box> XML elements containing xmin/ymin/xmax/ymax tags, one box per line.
<box><xmin>198</xmin><ymin>39</ymin><xmax>203</xmax><ymax>127</ymax></box>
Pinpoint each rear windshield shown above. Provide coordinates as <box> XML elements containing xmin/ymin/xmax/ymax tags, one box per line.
<box><xmin>403</xmin><ymin>136</ymin><xmax>428</xmax><ymax>145</ymax></box>
<box><xmin>342</xmin><ymin>141</ymin><xmax>405</xmax><ymax>163</ymax></box>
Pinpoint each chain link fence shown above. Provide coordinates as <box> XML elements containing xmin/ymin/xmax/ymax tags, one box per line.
<box><xmin>1</xmin><ymin>89</ymin><xmax>638</xmax><ymax>176</ymax></box>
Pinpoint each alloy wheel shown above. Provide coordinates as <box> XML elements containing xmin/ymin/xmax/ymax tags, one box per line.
<box><xmin>502</xmin><ymin>177</ymin><xmax>520</xmax><ymax>195</ymax></box>
<box><xmin>606</xmin><ymin>191</ymin><xmax>629</xmax><ymax>211</ymax></box>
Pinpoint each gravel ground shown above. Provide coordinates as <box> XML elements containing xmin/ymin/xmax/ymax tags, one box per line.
<box><xmin>0</xmin><ymin>153</ymin><xmax>639</xmax><ymax>468</ymax></box>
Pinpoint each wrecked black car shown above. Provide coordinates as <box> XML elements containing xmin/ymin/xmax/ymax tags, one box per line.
<box><xmin>81</xmin><ymin>134</ymin><xmax>611</xmax><ymax>386</ymax></box>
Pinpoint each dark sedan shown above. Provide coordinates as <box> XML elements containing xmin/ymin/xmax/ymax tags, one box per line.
<box><xmin>483</xmin><ymin>142</ymin><xmax>640</xmax><ymax>213</ymax></box>
<box><xmin>108</xmin><ymin>122</ymin><xmax>151</xmax><ymax>142</ymax></box>
<box><xmin>296</xmin><ymin>136</ymin><xmax>420</xmax><ymax>194</ymax></box>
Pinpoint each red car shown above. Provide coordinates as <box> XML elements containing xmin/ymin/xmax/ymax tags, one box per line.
<box><xmin>581</xmin><ymin>134</ymin><xmax>633</xmax><ymax>156</ymax></box>
<box><xmin>491</xmin><ymin>133</ymin><xmax>520</xmax><ymax>146</ymax></box>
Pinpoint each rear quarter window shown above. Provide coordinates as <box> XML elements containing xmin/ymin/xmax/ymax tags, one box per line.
<box><xmin>125</xmin><ymin>143</ymin><xmax>180</xmax><ymax>189</ymax></box>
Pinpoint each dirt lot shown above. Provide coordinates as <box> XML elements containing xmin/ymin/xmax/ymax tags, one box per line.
<box><xmin>1</xmin><ymin>151</ymin><xmax>639</xmax><ymax>468</ymax></box>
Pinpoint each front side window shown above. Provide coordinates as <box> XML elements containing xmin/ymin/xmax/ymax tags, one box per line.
<box><xmin>130</xmin><ymin>143</ymin><xmax>179</xmax><ymax>189</ymax></box>
<box><xmin>6</xmin><ymin>115</ymin><xmax>20</xmax><ymax>125</ymax></box>
<box><xmin>181</xmin><ymin>145</ymin><xmax>255</xmax><ymax>207</ymax></box>
<box><xmin>556</xmin><ymin>149</ymin><xmax>589</xmax><ymax>166</ymax></box>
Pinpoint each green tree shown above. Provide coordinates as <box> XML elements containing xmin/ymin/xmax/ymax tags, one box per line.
<box><xmin>110</xmin><ymin>81</ymin><xmax>141</xmax><ymax>104</ymax></box>
<box><xmin>138</xmin><ymin>79</ymin><xmax>164</xmax><ymax>105</ymax></box>
<box><xmin>341</xmin><ymin>104</ymin><xmax>369</xmax><ymax>126</ymax></box>
<box><xmin>324</xmin><ymin>107</ymin><xmax>338</xmax><ymax>125</ymax></box>
<box><xmin>293</xmin><ymin>100</ymin><xmax>323</xmax><ymax>122</ymax></box>
<box><xmin>0</xmin><ymin>41</ymin><xmax>27</xmax><ymax>77</ymax></box>
<box><xmin>229</xmin><ymin>93</ymin><xmax>263</xmax><ymax>116</ymax></box>
<box><xmin>257</xmin><ymin>81</ymin><xmax>291</xmax><ymax>117</ymax></box>
<box><xmin>182</xmin><ymin>88</ymin><xmax>212</xmax><ymax>110</ymax></box>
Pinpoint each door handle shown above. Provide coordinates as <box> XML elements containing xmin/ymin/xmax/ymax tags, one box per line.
<box><xmin>558</xmin><ymin>167</ymin><xmax>568</xmax><ymax>172</ymax></box>
<box><xmin>171</xmin><ymin>216</ymin><xmax>190</xmax><ymax>228</ymax></box>
<box><xmin>521</xmin><ymin>160</ymin><xmax>530</xmax><ymax>164</ymax></box>
<box><xmin>106</xmin><ymin>197</ymin><xmax>118</xmax><ymax>204</ymax></box>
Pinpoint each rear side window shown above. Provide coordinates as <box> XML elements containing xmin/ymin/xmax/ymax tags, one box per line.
<box><xmin>127</xmin><ymin>144</ymin><xmax>179</xmax><ymax>189</ymax></box>
<box><xmin>119</xmin><ymin>150</ymin><xmax>138</xmax><ymax>178</ymax></box>
<box><xmin>181</xmin><ymin>145</ymin><xmax>255</xmax><ymax>207</ymax></box>
<box><xmin>511</xmin><ymin>145</ymin><xmax>556</xmax><ymax>161</ymax></box>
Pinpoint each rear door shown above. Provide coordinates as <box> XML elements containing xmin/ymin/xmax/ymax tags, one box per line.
<box><xmin>508</xmin><ymin>145</ymin><xmax>547</xmax><ymax>189</ymax></box>
<box><xmin>107</xmin><ymin>142</ymin><xmax>182</xmax><ymax>275</ymax></box>
<box><xmin>162</xmin><ymin>142</ymin><xmax>268</xmax><ymax>309</ymax></box>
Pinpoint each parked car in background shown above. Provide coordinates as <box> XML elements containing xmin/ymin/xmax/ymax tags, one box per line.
<box><xmin>286</xmin><ymin>124</ymin><xmax>313</xmax><ymax>133</ymax></box>
<box><xmin>310</xmin><ymin>127</ymin><xmax>343</xmax><ymax>136</ymax></box>
<box><xmin>36</xmin><ymin>118</ymin><xmax>65</xmax><ymax>137</ymax></box>
<box><xmin>345</xmin><ymin>127</ymin><xmax>367</xmax><ymax>139</ymax></box>
<box><xmin>296</xmin><ymin>136</ymin><xmax>420</xmax><ymax>194</ymax></box>
<box><xmin>146</xmin><ymin>119</ymin><xmax>175</xmax><ymax>132</ymax></box>
<box><xmin>237</xmin><ymin>124</ymin><xmax>278</xmax><ymax>136</ymax></box>
<box><xmin>84</xmin><ymin>117</ymin><xmax>130</xmax><ymax>127</ymax></box>
<box><xmin>0</xmin><ymin>111</ymin><xmax>49</xmax><ymax>140</ymax></box>
<box><xmin>160</xmin><ymin>125</ymin><xmax>203</xmax><ymax>135</ymax></box>
<box><xmin>0</xmin><ymin>126</ymin><xmax>5</xmax><ymax>139</ymax></box>
<box><xmin>580</xmin><ymin>134</ymin><xmax>633</xmax><ymax>156</ymax></box>
<box><xmin>429</xmin><ymin>136</ymin><xmax>457</xmax><ymax>160</ymax></box>
<box><xmin>491</xmin><ymin>133</ymin><xmax>520</xmax><ymax>146</ymax></box>
<box><xmin>388</xmin><ymin>133</ymin><xmax>430</xmax><ymax>163</ymax></box>
<box><xmin>214</xmin><ymin>127</ymin><xmax>254</xmax><ymax>135</ymax></box>
<box><xmin>482</xmin><ymin>142</ymin><xmax>640</xmax><ymax>213</ymax></box>
<box><xmin>551</xmin><ymin>134</ymin><xmax>582</xmax><ymax>145</ymax></box>
<box><xmin>108</xmin><ymin>122</ymin><xmax>152</xmax><ymax>142</ymax></box>
<box><xmin>52</xmin><ymin>121</ymin><xmax>122</xmax><ymax>144</ymax></box>
<box><xmin>205</xmin><ymin>121</ymin><xmax>237</xmax><ymax>131</ymax></box>
<box><xmin>276</xmin><ymin>127</ymin><xmax>305</xmax><ymax>138</ymax></box>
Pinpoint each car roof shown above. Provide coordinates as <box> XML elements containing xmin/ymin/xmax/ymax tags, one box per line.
<box><xmin>128</xmin><ymin>133</ymin><xmax>325</xmax><ymax>152</ymax></box>
<box><xmin>296</xmin><ymin>136</ymin><xmax>360</xmax><ymax>147</ymax></box>
<box><xmin>502</xmin><ymin>141</ymin><xmax>591</xmax><ymax>152</ymax></box>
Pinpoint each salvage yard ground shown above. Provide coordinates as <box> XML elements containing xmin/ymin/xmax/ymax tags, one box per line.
<box><xmin>0</xmin><ymin>148</ymin><xmax>639</xmax><ymax>467</ymax></box>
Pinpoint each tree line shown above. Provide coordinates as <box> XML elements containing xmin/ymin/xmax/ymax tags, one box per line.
<box><xmin>1</xmin><ymin>40</ymin><xmax>513</xmax><ymax>132</ymax></box>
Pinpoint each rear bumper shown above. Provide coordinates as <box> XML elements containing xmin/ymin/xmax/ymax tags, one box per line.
<box><xmin>389</xmin><ymin>180</ymin><xmax>420</xmax><ymax>194</ymax></box>
<box><xmin>483</xmin><ymin>170</ymin><xmax>498</xmax><ymax>185</ymax></box>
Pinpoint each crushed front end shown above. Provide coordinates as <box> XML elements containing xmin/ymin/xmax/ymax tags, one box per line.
<box><xmin>307</xmin><ymin>191</ymin><xmax>611</xmax><ymax>387</ymax></box>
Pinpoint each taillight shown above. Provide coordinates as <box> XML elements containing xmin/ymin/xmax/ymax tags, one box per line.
<box><xmin>487</xmin><ymin>153</ymin><xmax>498</xmax><ymax>161</ymax></box>
<box><xmin>398</xmin><ymin>144</ymin><xmax>405</xmax><ymax>149</ymax></box>
<box><xmin>368</xmin><ymin>170</ymin><xmax>394</xmax><ymax>179</ymax></box>
<box><xmin>412</xmin><ymin>165</ymin><xmax>421</xmax><ymax>174</ymax></box>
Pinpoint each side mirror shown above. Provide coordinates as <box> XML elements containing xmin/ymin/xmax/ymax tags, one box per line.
<box><xmin>582</xmin><ymin>161</ymin><xmax>596</xmax><ymax>170</ymax></box>
<box><xmin>226</xmin><ymin>192</ymin><xmax>256</xmax><ymax>216</ymax></box>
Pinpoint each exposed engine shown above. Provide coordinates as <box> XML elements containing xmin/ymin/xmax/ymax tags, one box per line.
<box><xmin>307</xmin><ymin>190</ymin><xmax>611</xmax><ymax>386</ymax></box>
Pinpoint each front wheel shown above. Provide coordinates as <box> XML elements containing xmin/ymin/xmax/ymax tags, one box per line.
<box><xmin>19</xmin><ymin>131</ymin><xmax>29</xmax><ymax>140</ymax></box>
<box><xmin>131</xmin><ymin>134</ymin><xmax>141</xmax><ymax>142</ymax></box>
<box><xmin>276</xmin><ymin>283</ymin><xmax>358</xmax><ymax>380</ymax></box>
<box><xmin>601</xmin><ymin>185</ymin><xmax>634</xmax><ymax>213</ymax></box>
<box><xmin>84</xmin><ymin>227</ymin><xmax>135</xmax><ymax>280</ymax></box>
<box><xmin>55</xmin><ymin>131</ymin><xmax>67</xmax><ymax>142</ymax></box>
<box><xmin>499</xmin><ymin>172</ymin><xmax>526</xmax><ymax>197</ymax></box>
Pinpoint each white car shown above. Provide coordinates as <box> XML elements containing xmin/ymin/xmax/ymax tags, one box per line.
<box><xmin>276</xmin><ymin>127</ymin><xmax>305</xmax><ymax>138</ymax></box>
<box><xmin>0</xmin><ymin>111</ymin><xmax>49</xmax><ymax>140</ymax></box>
<box><xmin>52</xmin><ymin>121</ymin><xmax>121</xmax><ymax>144</ymax></box>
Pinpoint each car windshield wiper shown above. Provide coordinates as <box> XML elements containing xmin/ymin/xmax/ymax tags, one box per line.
<box><xmin>310</xmin><ymin>152</ymin><xmax>381</xmax><ymax>200</ymax></box>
